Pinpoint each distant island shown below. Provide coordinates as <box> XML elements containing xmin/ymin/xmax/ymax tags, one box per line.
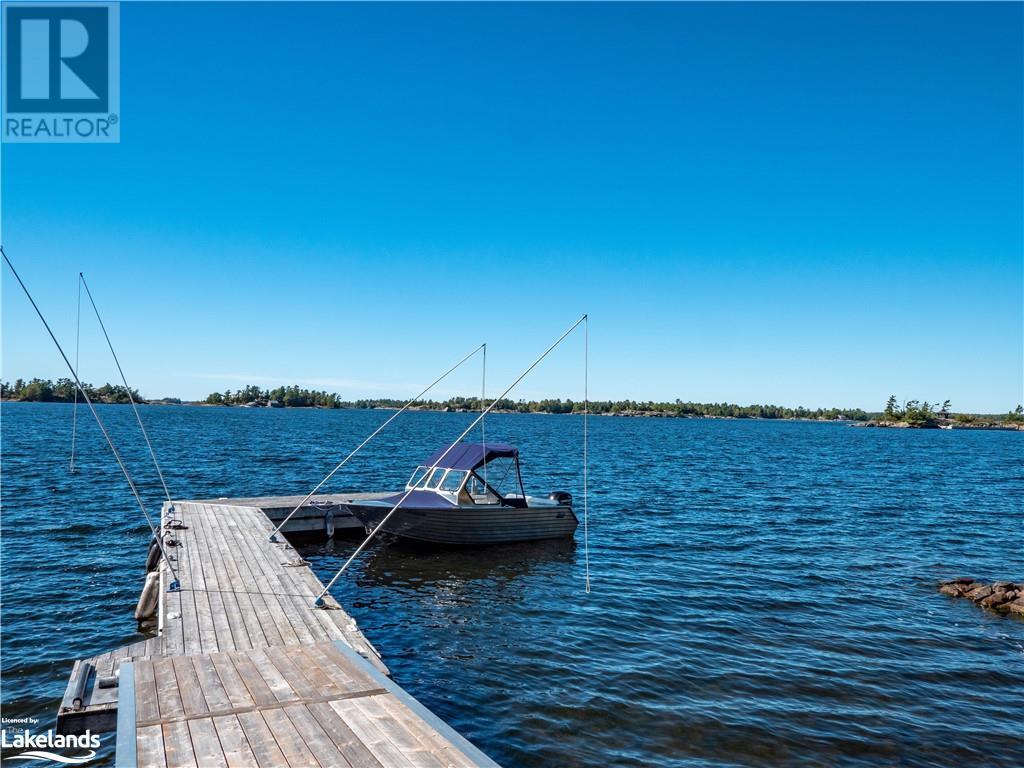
<box><xmin>2</xmin><ymin>378</ymin><xmax>1022</xmax><ymax>429</ymax></box>
<box><xmin>1</xmin><ymin>377</ymin><xmax>141</xmax><ymax>404</ymax></box>
<box><xmin>860</xmin><ymin>396</ymin><xmax>1024</xmax><ymax>430</ymax></box>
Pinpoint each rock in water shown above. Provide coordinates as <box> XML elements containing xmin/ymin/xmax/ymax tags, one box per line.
<box><xmin>937</xmin><ymin>579</ymin><xmax>1024</xmax><ymax>616</ymax></box>
<box><xmin>966</xmin><ymin>584</ymin><xmax>993</xmax><ymax>601</ymax></box>
<box><xmin>980</xmin><ymin>592</ymin><xmax>1010</xmax><ymax>608</ymax></box>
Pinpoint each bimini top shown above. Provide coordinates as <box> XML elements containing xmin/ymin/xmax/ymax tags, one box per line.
<box><xmin>423</xmin><ymin>442</ymin><xmax>518</xmax><ymax>471</ymax></box>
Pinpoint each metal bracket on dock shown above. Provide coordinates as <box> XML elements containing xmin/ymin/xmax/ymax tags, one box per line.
<box><xmin>168</xmin><ymin>579</ymin><xmax>180</xmax><ymax>593</ymax></box>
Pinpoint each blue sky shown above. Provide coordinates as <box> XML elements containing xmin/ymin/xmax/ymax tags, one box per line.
<box><xmin>2</xmin><ymin>2</ymin><xmax>1021</xmax><ymax>411</ymax></box>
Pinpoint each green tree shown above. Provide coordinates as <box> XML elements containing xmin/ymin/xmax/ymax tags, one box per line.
<box><xmin>21</xmin><ymin>378</ymin><xmax>54</xmax><ymax>401</ymax></box>
<box><xmin>904</xmin><ymin>400</ymin><xmax>937</xmax><ymax>428</ymax></box>
<box><xmin>884</xmin><ymin>395</ymin><xmax>898</xmax><ymax>420</ymax></box>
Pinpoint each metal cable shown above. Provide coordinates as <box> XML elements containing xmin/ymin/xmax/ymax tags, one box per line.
<box><xmin>314</xmin><ymin>313</ymin><xmax>588</xmax><ymax>606</ymax></box>
<box><xmin>268</xmin><ymin>343</ymin><xmax>487</xmax><ymax>542</ymax></box>
<box><xmin>481</xmin><ymin>343</ymin><xmax>487</xmax><ymax>488</ymax></box>
<box><xmin>584</xmin><ymin>314</ymin><xmax>590</xmax><ymax>593</ymax></box>
<box><xmin>80</xmin><ymin>273</ymin><xmax>173</xmax><ymax>503</ymax></box>
<box><xmin>1</xmin><ymin>248</ymin><xmax>180</xmax><ymax>584</ymax></box>
<box><xmin>70</xmin><ymin>274</ymin><xmax>82</xmax><ymax>473</ymax></box>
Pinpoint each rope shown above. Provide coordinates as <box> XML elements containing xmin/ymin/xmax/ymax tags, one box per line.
<box><xmin>1</xmin><ymin>248</ymin><xmax>180</xmax><ymax>586</ymax></box>
<box><xmin>584</xmin><ymin>315</ymin><xmax>590</xmax><ymax>593</ymax></box>
<box><xmin>69</xmin><ymin>273</ymin><xmax>82</xmax><ymax>474</ymax></box>
<box><xmin>268</xmin><ymin>343</ymin><xmax>486</xmax><ymax>542</ymax></box>
<box><xmin>314</xmin><ymin>313</ymin><xmax>588</xmax><ymax>607</ymax></box>
<box><xmin>80</xmin><ymin>273</ymin><xmax>173</xmax><ymax>503</ymax></box>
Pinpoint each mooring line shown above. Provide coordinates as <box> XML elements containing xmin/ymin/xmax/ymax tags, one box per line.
<box><xmin>70</xmin><ymin>273</ymin><xmax>82</xmax><ymax>474</ymax></box>
<box><xmin>1</xmin><ymin>248</ymin><xmax>181</xmax><ymax>588</ymax></box>
<box><xmin>81</xmin><ymin>272</ymin><xmax>173</xmax><ymax>503</ymax></box>
<box><xmin>268</xmin><ymin>342</ymin><xmax>487</xmax><ymax>542</ymax></box>
<box><xmin>314</xmin><ymin>313</ymin><xmax>588</xmax><ymax>607</ymax></box>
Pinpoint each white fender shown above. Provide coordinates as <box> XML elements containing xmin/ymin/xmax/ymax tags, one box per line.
<box><xmin>134</xmin><ymin>569</ymin><xmax>160</xmax><ymax>621</ymax></box>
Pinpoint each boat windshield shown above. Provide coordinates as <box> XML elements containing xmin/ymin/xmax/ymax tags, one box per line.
<box><xmin>439</xmin><ymin>470</ymin><xmax>467</xmax><ymax>492</ymax></box>
<box><xmin>425</xmin><ymin>467</ymin><xmax>446</xmax><ymax>489</ymax></box>
<box><xmin>407</xmin><ymin>466</ymin><xmax>429</xmax><ymax>489</ymax></box>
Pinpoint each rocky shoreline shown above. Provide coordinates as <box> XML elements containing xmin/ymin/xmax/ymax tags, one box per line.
<box><xmin>857</xmin><ymin>420</ymin><xmax>1024</xmax><ymax>431</ymax></box>
<box><xmin>939</xmin><ymin>578</ymin><xmax>1024</xmax><ymax>615</ymax></box>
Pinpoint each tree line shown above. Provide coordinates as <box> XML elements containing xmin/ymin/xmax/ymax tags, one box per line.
<box><xmin>880</xmin><ymin>395</ymin><xmax>1024</xmax><ymax>426</ymax></box>
<box><xmin>6</xmin><ymin>378</ymin><xmax>1020</xmax><ymax>424</ymax></box>
<box><xmin>206</xmin><ymin>385</ymin><xmax>344</xmax><ymax>408</ymax></box>
<box><xmin>205</xmin><ymin>387</ymin><xmax>872</xmax><ymax>420</ymax></box>
<box><xmin>1</xmin><ymin>377</ymin><xmax>143</xmax><ymax>404</ymax></box>
<box><xmin>355</xmin><ymin>397</ymin><xmax>871</xmax><ymax>420</ymax></box>
<box><xmin>881</xmin><ymin>395</ymin><xmax>950</xmax><ymax>427</ymax></box>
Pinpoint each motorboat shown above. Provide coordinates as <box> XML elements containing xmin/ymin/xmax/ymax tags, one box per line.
<box><xmin>343</xmin><ymin>442</ymin><xmax>578</xmax><ymax>545</ymax></box>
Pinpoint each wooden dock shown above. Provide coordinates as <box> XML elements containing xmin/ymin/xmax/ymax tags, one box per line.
<box><xmin>194</xmin><ymin>493</ymin><xmax>391</xmax><ymax>537</ymax></box>
<box><xmin>57</xmin><ymin>499</ymin><xmax>499</xmax><ymax>767</ymax></box>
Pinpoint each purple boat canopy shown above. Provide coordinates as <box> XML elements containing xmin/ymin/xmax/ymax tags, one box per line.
<box><xmin>423</xmin><ymin>442</ymin><xmax>518</xmax><ymax>471</ymax></box>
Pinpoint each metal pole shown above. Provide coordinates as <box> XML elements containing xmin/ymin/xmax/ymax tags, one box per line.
<box><xmin>1</xmin><ymin>248</ymin><xmax>180</xmax><ymax>587</ymax></box>
<box><xmin>314</xmin><ymin>313</ymin><xmax>587</xmax><ymax>607</ymax></box>
<box><xmin>268</xmin><ymin>343</ymin><xmax>486</xmax><ymax>542</ymax></box>
<box><xmin>81</xmin><ymin>273</ymin><xmax>173</xmax><ymax>503</ymax></box>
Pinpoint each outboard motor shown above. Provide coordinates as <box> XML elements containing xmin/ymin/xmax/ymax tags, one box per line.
<box><xmin>549</xmin><ymin>491</ymin><xmax>573</xmax><ymax>507</ymax></box>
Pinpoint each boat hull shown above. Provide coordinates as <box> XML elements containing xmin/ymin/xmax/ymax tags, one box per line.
<box><xmin>344</xmin><ymin>502</ymin><xmax>578</xmax><ymax>545</ymax></box>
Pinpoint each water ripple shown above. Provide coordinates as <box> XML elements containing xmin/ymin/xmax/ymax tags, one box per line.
<box><xmin>1</xmin><ymin>404</ymin><xmax>1022</xmax><ymax>767</ymax></box>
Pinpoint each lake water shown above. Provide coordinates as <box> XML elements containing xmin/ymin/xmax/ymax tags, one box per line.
<box><xmin>1</xmin><ymin>403</ymin><xmax>1022</xmax><ymax>767</ymax></box>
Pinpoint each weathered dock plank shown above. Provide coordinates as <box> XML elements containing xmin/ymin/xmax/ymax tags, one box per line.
<box><xmin>58</xmin><ymin>498</ymin><xmax>499</xmax><ymax>767</ymax></box>
<box><xmin>141</xmin><ymin>501</ymin><xmax>386</xmax><ymax>667</ymax></box>
<box><xmin>117</xmin><ymin>641</ymin><xmax>493</xmax><ymax>768</ymax></box>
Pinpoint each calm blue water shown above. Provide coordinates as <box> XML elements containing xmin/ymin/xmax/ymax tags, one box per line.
<box><xmin>2</xmin><ymin>403</ymin><xmax>1022</xmax><ymax>767</ymax></box>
